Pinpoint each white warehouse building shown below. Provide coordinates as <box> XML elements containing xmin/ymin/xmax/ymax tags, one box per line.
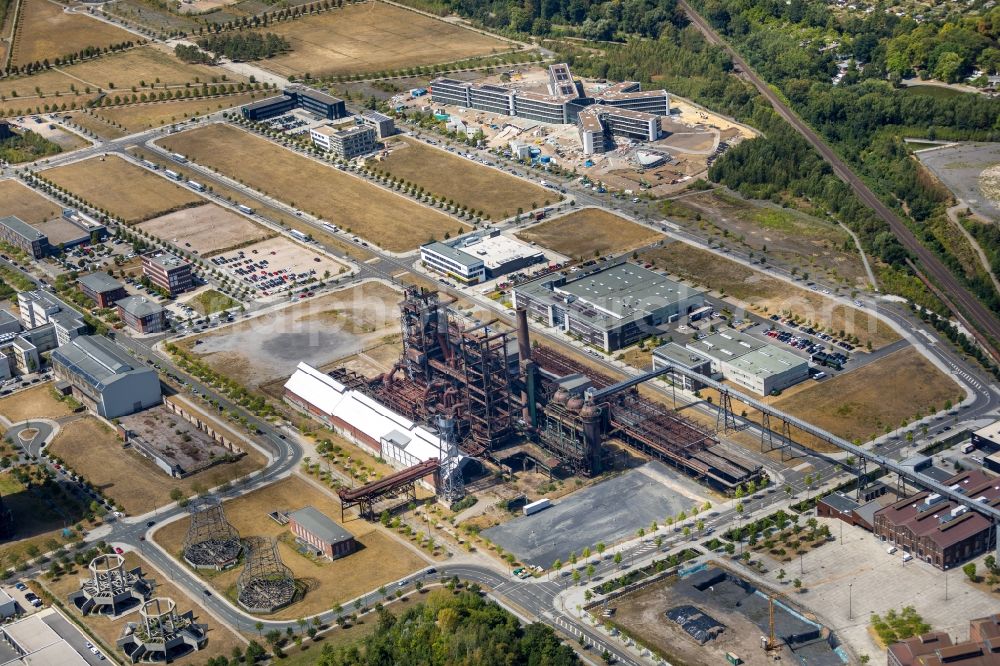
<box><xmin>283</xmin><ymin>362</ymin><xmax>464</xmax><ymax>491</ymax></box>
<box><xmin>685</xmin><ymin>329</ymin><xmax>808</xmax><ymax>395</ymax></box>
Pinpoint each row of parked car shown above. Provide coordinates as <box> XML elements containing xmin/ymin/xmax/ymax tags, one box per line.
<box><xmin>768</xmin><ymin>314</ymin><xmax>856</xmax><ymax>351</ymax></box>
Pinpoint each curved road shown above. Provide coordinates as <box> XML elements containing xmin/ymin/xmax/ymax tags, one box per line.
<box><xmin>677</xmin><ymin>0</ymin><xmax>1000</xmax><ymax>359</ymax></box>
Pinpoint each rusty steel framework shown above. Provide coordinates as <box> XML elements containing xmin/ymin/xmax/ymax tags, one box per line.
<box><xmin>337</xmin><ymin>458</ymin><xmax>440</xmax><ymax>520</ymax></box>
<box><xmin>531</xmin><ymin>347</ymin><xmax>763</xmax><ymax>489</ymax></box>
<box><xmin>336</xmin><ymin>286</ymin><xmax>516</xmax><ymax>457</ymax></box>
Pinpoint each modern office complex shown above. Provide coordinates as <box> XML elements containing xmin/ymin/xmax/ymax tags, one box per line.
<box><xmin>873</xmin><ymin>469</ymin><xmax>1000</xmax><ymax>570</ymax></box>
<box><xmin>512</xmin><ymin>261</ymin><xmax>703</xmax><ymax>351</ymax></box>
<box><xmin>430</xmin><ymin>63</ymin><xmax>669</xmax><ymax>154</ymax></box>
<box><xmin>78</xmin><ymin>272</ymin><xmax>127</xmax><ymax>308</ymax></box>
<box><xmin>116</xmin><ymin>296</ymin><xmax>167</xmax><ymax>334</ymax></box>
<box><xmin>241</xmin><ymin>85</ymin><xmax>347</xmax><ymax>121</ymax></box>
<box><xmin>141</xmin><ymin>252</ymin><xmax>193</xmax><ymax>296</ymax></box>
<box><xmin>17</xmin><ymin>289</ymin><xmax>87</xmax><ymax>346</ymax></box>
<box><xmin>361</xmin><ymin>110</ymin><xmax>395</xmax><ymax>139</ymax></box>
<box><xmin>420</xmin><ymin>231</ymin><xmax>546</xmax><ymax>284</ymax></box>
<box><xmin>51</xmin><ymin>335</ymin><xmax>162</xmax><ymax>418</ymax></box>
<box><xmin>0</xmin><ymin>215</ymin><xmax>49</xmax><ymax>259</ymax></box>
<box><xmin>309</xmin><ymin>124</ymin><xmax>377</xmax><ymax>159</ymax></box>
<box><xmin>682</xmin><ymin>329</ymin><xmax>809</xmax><ymax>396</ymax></box>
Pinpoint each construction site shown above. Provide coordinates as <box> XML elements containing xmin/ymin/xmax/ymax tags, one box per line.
<box><xmin>284</xmin><ymin>286</ymin><xmax>764</xmax><ymax>524</ymax></box>
<box><xmin>604</xmin><ymin>565</ymin><xmax>845</xmax><ymax>666</ymax></box>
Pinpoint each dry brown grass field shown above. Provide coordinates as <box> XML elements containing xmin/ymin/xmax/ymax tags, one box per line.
<box><xmin>259</xmin><ymin>2</ymin><xmax>510</xmax><ymax>77</ymax></box>
<box><xmin>39</xmin><ymin>551</ymin><xmax>246</xmax><ymax>662</ymax></box>
<box><xmin>140</xmin><ymin>204</ymin><xmax>271</xmax><ymax>256</ymax></box>
<box><xmin>639</xmin><ymin>242</ymin><xmax>900</xmax><ymax>350</ymax></box>
<box><xmin>516</xmin><ymin>207</ymin><xmax>660</xmax><ymax>259</ymax></box>
<box><xmin>0</xmin><ymin>385</ymin><xmax>74</xmax><ymax>422</ymax></box>
<box><xmin>374</xmin><ymin>137</ymin><xmax>550</xmax><ymax>220</ymax></box>
<box><xmin>159</xmin><ymin>124</ymin><xmax>464</xmax><ymax>251</ymax></box>
<box><xmin>153</xmin><ymin>475</ymin><xmax>427</xmax><ymax>619</ymax></box>
<box><xmin>93</xmin><ymin>91</ymin><xmax>263</xmax><ymax>132</ymax></box>
<box><xmin>0</xmin><ymin>69</ymin><xmax>83</xmax><ymax>102</ymax></box>
<box><xmin>0</xmin><ymin>180</ymin><xmax>60</xmax><ymax>224</ymax></box>
<box><xmin>127</xmin><ymin>145</ymin><xmax>375</xmax><ymax>262</ymax></box>
<box><xmin>1</xmin><ymin>46</ymin><xmax>237</xmax><ymax>106</ymax></box>
<box><xmin>10</xmin><ymin>0</ymin><xmax>134</xmax><ymax>67</ymax></box>
<box><xmin>773</xmin><ymin>347</ymin><xmax>961</xmax><ymax>443</ymax></box>
<box><xmin>44</xmin><ymin>155</ymin><xmax>203</xmax><ymax>223</ymax></box>
<box><xmin>67</xmin><ymin>46</ymin><xmax>243</xmax><ymax>89</ymax></box>
<box><xmin>48</xmin><ymin>417</ymin><xmax>265</xmax><ymax>516</ymax></box>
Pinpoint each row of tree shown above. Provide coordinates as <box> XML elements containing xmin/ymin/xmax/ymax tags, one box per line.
<box><xmin>314</xmin><ymin>588</ymin><xmax>579</xmax><ymax>665</ymax></box>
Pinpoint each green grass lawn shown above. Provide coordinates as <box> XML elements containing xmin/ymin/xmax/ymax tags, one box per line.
<box><xmin>188</xmin><ymin>289</ymin><xmax>238</xmax><ymax>315</ymax></box>
<box><xmin>0</xmin><ymin>472</ymin><xmax>25</xmax><ymax>496</ymax></box>
<box><xmin>902</xmin><ymin>85</ymin><xmax>968</xmax><ymax>100</ymax></box>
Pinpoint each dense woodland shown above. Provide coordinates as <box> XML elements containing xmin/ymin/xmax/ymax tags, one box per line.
<box><xmin>0</xmin><ymin>129</ymin><xmax>61</xmax><ymax>164</ymax></box>
<box><xmin>196</xmin><ymin>32</ymin><xmax>291</xmax><ymax>61</ymax></box>
<box><xmin>311</xmin><ymin>589</ymin><xmax>579</xmax><ymax>666</ymax></box>
<box><xmin>688</xmin><ymin>0</ymin><xmax>1000</xmax><ymax>316</ymax></box>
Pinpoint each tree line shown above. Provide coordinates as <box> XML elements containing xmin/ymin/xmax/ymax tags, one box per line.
<box><xmin>688</xmin><ymin>0</ymin><xmax>1000</xmax><ymax>319</ymax></box>
<box><xmin>313</xmin><ymin>588</ymin><xmax>579</xmax><ymax>665</ymax></box>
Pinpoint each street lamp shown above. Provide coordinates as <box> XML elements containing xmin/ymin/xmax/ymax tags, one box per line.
<box><xmin>848</xmin><ymin>582</ymin><xmax>853</xmax><ymax>620</ymax></box>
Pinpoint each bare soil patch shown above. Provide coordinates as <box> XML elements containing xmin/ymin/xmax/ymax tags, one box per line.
<box><xmin>139</xmin><ymin>203</ymin><xmax>271</xmax><ymax>256</ymax></box>
<box><xmin>93</xmin><ymin>92</ymin><xmax>264</xmax><ymax>132</ymax></box>
<box><xmin>10</xmin><ymin>0</ymin><xmax>134</xmax><ymax>67</ymax></box>
<box><xmin>663</xmin><ymin>189</ymin><xmax>868</xmax><ymax>287</ymax></box>
<box><xmin>773</xmin><ymin>347</ymin><xmax>961</xmax><ymax>443</ymax></box>
<box><xmin>179</xmin><ymin>281</ymin><xmax>402</xmax><ymax>389</ymax></box>
<box><xmin>0</xmin><ymin>385</ymin><xmax>74</xmax><ymax>422</ymax></box>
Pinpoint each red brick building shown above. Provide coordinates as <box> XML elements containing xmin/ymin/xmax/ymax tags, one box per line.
<box><xmin>78</xmin><ymin>272</ymin><xmax>127</xmax><ymax>308</ymax></box>
<box><xmin>141</xmin><ymin>252</ymin><xmax>192</xmax><ymax>296</ymax></box>
<box><xmin>288</xmin><ymin>506</ymin><xmax>356</xmax><ymax>560</ymax></box>
<box><xmin>873</xmin><ymin>470</ymin><xmax>1000</xmax><ymax>570</ymax></box>
<box><xmin>888</xmin><ymin>615</ymin><xmax>1000</xmax><ymax>666</ymax></box>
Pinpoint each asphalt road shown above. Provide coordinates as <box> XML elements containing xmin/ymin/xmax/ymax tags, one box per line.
<box><xmin>676</xmin><ymin>0</ymin><xmax>1000</xmax><ymax>361</ymax></box>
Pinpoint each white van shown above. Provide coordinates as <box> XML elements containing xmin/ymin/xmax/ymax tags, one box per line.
<box><xmin>886</xmin><ymin>545</ymin><xmax>897</xmax><ymax>555</ymax></box>
<box><xmin>902</xmin><ymin>553</ymin><xmax>913</xmax><ymax>562</ymax></box>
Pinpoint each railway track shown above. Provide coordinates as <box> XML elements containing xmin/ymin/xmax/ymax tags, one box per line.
<box><xmin>678</xmin><ymin>0</ymin><xmax>1000</xmax><ymax>361</ymax></box>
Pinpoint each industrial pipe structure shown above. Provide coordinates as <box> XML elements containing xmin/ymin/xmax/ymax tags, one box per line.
<box><xmin>651</xmin><ymin>361</ymin><xmax>1000</xmax><ymax>525</ymax></box>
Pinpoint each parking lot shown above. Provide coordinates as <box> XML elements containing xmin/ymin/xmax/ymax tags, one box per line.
<box><xmin>209</xmin><ymin>236</ymin><xmax>344</xmax><ymax>300</ymax></box>
<box><xmin>783</xmin><ymin>516</ymin><xmax>999</xmax><ymax>659</ymax></box>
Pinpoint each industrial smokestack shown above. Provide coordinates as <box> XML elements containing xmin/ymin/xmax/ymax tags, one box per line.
<box><xmin>516</xmin><ymin>307</ymin><xmax>531</xmax><ymax>363</ymax></box>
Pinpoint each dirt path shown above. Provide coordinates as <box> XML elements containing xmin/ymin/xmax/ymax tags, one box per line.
<box><xmin>947</xmin><ymin>204</ymin><xmax>1000</xmax><ymax>298</ymax></box>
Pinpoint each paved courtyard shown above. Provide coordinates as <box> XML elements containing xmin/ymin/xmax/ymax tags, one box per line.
<box><xmin>758</xmin><ymin>515</ymin><xmax>999</xmax><ymax>660</ymax></box>
<box><xmin>483</xmin><ymin>461</ymin><xmax>707</xmax><ymax>568</ymax></box>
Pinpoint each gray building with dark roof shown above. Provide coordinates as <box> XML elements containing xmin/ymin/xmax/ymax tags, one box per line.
<box><xmin>51</xmin><ymin>335</ymin><xmax>161</xmax><ymax>418</ymax></box>
<box><xmin>288</xmin><ymin>506</ymin><xmax>356</xmax><ymax>560</ymax></box>
<box><xmin>513</xmin><ymin>261</ymin><xmax>703</xmax><ymax>351</ymax></box>
<box><xmin>0</xmin><ymin>215</ymin><xmax>49</xmax><ymax>259</ymax></box>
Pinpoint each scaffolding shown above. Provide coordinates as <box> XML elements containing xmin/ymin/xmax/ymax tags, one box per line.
<box><xmin>236</xmin><ymin>537</ymin><xmax>295</xmax><ymax>614</ymax></box>
<box><xmin>182</xmin><ymin>498</ymin><xmax>242</xmax><ymax>570</ymax></box>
